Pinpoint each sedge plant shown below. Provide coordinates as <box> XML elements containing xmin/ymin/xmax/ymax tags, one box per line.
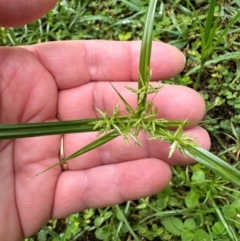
<box><xmin>1</xmin><ymin>0</ymin><xmax>240</xmax><ymax>187</ymax></box>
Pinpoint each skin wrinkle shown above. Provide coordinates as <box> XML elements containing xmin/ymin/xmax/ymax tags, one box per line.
<box><xmin>72</xmin><ymin>42</ymin><xmax>88</xmax><ymax>87</ymax></box>
<box><xmin>0</xmin><ymin>140</ymin><xmax>12</xmax><ymax>152</ymax></box>
<box><xmin>103</xmin><ymin>166</ymin><xmax>123</xmax><ymax>206</ymax></box>
<box><xmin>77</xmin><ymin>42</ymin><xmax>89</xmax><ymax>86</ymax></box>
<box><xmin>85</xmin><ymin>41</ymin><xmax>98</xmax><ymax>82</ymax></box>
<box><xmin>23</xmin><ymin>44</ymin><xmax>74</xmax><ymax>90</ymax></box>
<box><xmin>97</xmin><ymin>139</ymin><xmax>109</xmax><ymax>167</ymax></box>
<box><xmin>26</xmin><ymin>47</ymin><xmax>59</xmax><ymax>92</ymax></box>
<box><xmin>21</xmin><ymin>91</ymin><xmax>53</xmax><ymax>124</ymax></box>
<box><xmin>128</xmin><ymin>42</ymin><xmax>135</xmax><ymax>82</ymax></box>
<box><xmin>81</xmin><ymin>172</ymin><xmax>97</xmax><ymax>209</ymax></box>
<box><xmin>3</xmin><ymin>141</ymin><xmax>23</xmax><ymax>239</ymax></box>
<box><xmin>59</xmin><ymin>197</ymin><xmax>76</xmax><ymax>218</ymax></box>
<box><xmin>2</xmin><ymin>61</ymin><xmax>22</xmax><ymax>96</ymax></box>
<box><xmin>140</xmin><ymin>132</ymin><xmax>151</xmax><ymax>159</ymax></box>
<box><xmin>18</xmin><ymin>162</ymin><xmax>59</xmax><ymax>236</ymax></box>
<box><xmin>93</xmin><ymin>82</ymin><xmax>102</xmax><ymax>118</ymax></box>
<box><xmin>57</xmin><ymin>193</ymin><xmax>74</xmax><ymax>216</ymax></box>
<box><xmin>52</xmin><ymin>173</ymin><xmax>78</xmax><ymax>218</ymax></box>
<box><xmin>0</xmin><ymin>65</ymin><xmax>18</xmax><ymax>96</ymax></box>
<box><xmin>0</xmin><ymin>48</ymin><xmax>26</xmax><ymax>93</ymax></box>
<box><xmin>113</xmin><ymin>164</ymin><xmax>125</xmax><ymax>203</ymax></box>
<box><xmin>24</xmin><ymin>46</ymin><xmax>57</xmax><ymax>86</ymax></box>
<box><xmin>19</xmin><ymin>74</ymin><xmax>42</xmax><ymax>123</ymax></box>
<box><xmin>77</xmin><ymin>171</ymin><xmax>91</xmax><ymax>211</ymax></box>
<box><xmin>0</xmin><ymin>51</ymin><xmax>23</xmax><ymax>124</ymax></box>
<box><xmin>32</xmin><ymin>84</ymin><xmax>57</xmax><ymax>122</ymax></box>
<box><xmin>0</xmin><ymin>143</ymin><xmax>14</xmax><ymax>181</ymax></box>
<box><xmin>78</xmin><ymin>172</ymin><xmax>89</xmax><ymax>210</ymax></box>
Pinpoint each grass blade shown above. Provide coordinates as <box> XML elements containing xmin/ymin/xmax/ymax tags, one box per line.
<box><xmin>138</xmin><ymin>0</ymin><xmax>157</xmax><ymax>107</ymax></box>
<box><xmin>185</xmin><ymin>146</ymin><xmax>240</xmax><ymax>187</ymax></box>
<box><xmin>109</xmin><ymin>82</ymin><xmax>134</xmax><ymax>113</ymax></box>
<box><xmin>0</xmin><ymin>119</ymin><xmax>99</xmax><ymax>139</ymax></box>
<box><xmin>31</xmin><ymin>131</ymin><xmax>119</xmax><ymax>178</ymax></box>
<box><xmin>64</xmin><ymin>131</ymin><xmax>119</xmax><ymax>161</ymax></box>
<box><xmin>211</xmin><ymin>199</ymin><xmax>238</xmax><ymax>241</ymax></box>
<box><xmin>115</xmin><ymin>205</ymin><xmax>140</xmax><ymax>241</ymax></box>
<box><xmin>204</xmin><ymin>0</ymin><xmax>216</xmax><ymax>45</ymax></box>
<box><xmin>115</xmin><ymin>201</ymin><xmax>131</xmax><ymax>239</ymax></box>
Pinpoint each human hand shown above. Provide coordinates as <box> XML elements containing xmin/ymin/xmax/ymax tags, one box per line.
<box><xmin>0</xmin><ymin>1</ymin><xmax>211</xmax><ymax>240</ymax></box>
<box><xmin>0</xmin><ymin>39</ymin><xmax>211</xmax><ymax>241</ymax></box>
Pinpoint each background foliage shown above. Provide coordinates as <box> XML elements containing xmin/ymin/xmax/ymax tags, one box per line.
<box><xmin>1</xmin><ymin>0</ymin><xmax>240</xmax><ymax>240</ymax></box>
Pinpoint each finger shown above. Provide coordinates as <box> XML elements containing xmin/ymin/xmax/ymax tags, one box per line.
<box><xmin>52</xmin><ymin>158</ymin><xmax>172</xmax><ymax>218</ymax></box>
<box><xmin>14</xmin><ymin>135</ymin><xmax>61</xmax><ymax>237</ymax></box>
<box><xmin>58</xmin><ymin>83</ymin><xmax>205</xmax><ymax>122</ymax></box>
<box><xmin>25</xmin><ymin>40</ymin><xmax>186</xmax><ymax>89</ymax></box>
<box><xmin>0</xmin><ymin>141</ymin><xmax>23</xmax><ymax>240</ymax></box>
<box><xmin>61</xmin><ymin>126</ymin><xmax>210</xmax><ymax>171</ymax></box>
<box><xmin>0</xmin><ymin>0</ymin><xmax>57</xmax><ymax>27</ymax></box>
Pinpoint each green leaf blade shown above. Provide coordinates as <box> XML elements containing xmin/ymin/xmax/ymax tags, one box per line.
<box><xmin>185</xmin><ymin>146</ymin><xmax>240</xmax><ymax>187</ymax></box>
<box><xmin>138</xmin><ymin>0</ymin><xmax>158</xmax><ymax>108</ymax></box>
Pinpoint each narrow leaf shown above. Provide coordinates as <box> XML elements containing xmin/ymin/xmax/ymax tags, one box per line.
<box><xmin>0</xmin><ymin>119</ymin><xmax>99</xmax><ymax>139</ymax></box>
<box><xmin>30</xmin><ymin>131</ymin><xmax>119</xmax><ymax>178</ymax></box>
<box><xmin>138</xmin><ymin>0</ymin><xmax>157</xmax><ymax>107</ymax></box>
<box><xmin>212</xmin><ymin>199</ymin><xmax>237</xmax><ymax>240</ymax></box>
<box><xmin>185</xmin><ymin>146</ymin><xmax>240</xmax><ymax>187</ymax></box>
<box><xmin>109</xmin><ymin>82</ymin><xmax>134</xmax><ymax>113</ymax></box>
<box><xmin>204</xmin><ymin>0</ymin><xmax>216</xmax><ymax>44</ymax></box>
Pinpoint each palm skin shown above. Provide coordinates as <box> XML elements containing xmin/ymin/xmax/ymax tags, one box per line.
<box><xmin>0</xmin><ymin>1</ymin><xmax>211</xmax><ymax>240</ymax></box>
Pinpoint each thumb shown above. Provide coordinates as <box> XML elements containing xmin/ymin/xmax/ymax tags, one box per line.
<box><xmin>0</xmin><ymin>0</ymin><xmax>57</xmax><ymax>27</ymax></box>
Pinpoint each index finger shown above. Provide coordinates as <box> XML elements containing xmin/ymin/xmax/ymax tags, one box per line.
<box><xmin>24</xmin><ymin>40</ymin><xmax>186</xmax><ymax>90</ymax></box>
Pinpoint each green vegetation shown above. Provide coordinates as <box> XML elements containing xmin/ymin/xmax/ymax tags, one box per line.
<box><xmin>1</xmin><ymin>0</ymin><xmax>240</xmax><ymax>240</ymax></box>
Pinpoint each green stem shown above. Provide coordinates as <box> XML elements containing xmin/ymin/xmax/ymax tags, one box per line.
<box><xmin>211</xmin><ymin>199</ymin><xmax>237</xmax><ymax>240</ymax></box>
<box><xmin>185</xmin><ymin>146</ymin><xmax>240</xmax><ymax>187</ymax></box>
<box><xmin>0</xmin><ymin>117</ymin><xmax>191</xmax><ymax>139</ymax></box>
<box><xmin>0</xmin><ymin>119</ymin><xmax>98</xmax><ymax>139</ymax></box>
<box><xmin>138</xmin><ymin>0</ymin><xmax>157</xmax><ymax>108</ymax></box>
<box><xmin>115</xmin><ymin>205</ymin><xmax>140</xmax><ymax>241</ymax></box>
<box><xmin>115</xmin><ymin>201</ymin><xmax>131</xmax><ymax>238</ymax></box>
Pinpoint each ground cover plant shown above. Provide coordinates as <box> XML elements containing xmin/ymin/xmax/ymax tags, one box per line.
<box><xmin>1</xmin><ymin>0</ymin><xmax>240</xmax><ymax>240</ymax></box>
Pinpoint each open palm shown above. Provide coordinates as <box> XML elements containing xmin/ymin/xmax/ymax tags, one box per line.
<box><xmin>0</xmin><ymin>41</ymin><xmax>210</xmax><ymax>239</ymax></box>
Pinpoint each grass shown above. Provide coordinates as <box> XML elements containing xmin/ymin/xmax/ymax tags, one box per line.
<box><xmin>2</xmin><ymin>0</ymin><xmax>240</xmax><ymax>240</ymax></box>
